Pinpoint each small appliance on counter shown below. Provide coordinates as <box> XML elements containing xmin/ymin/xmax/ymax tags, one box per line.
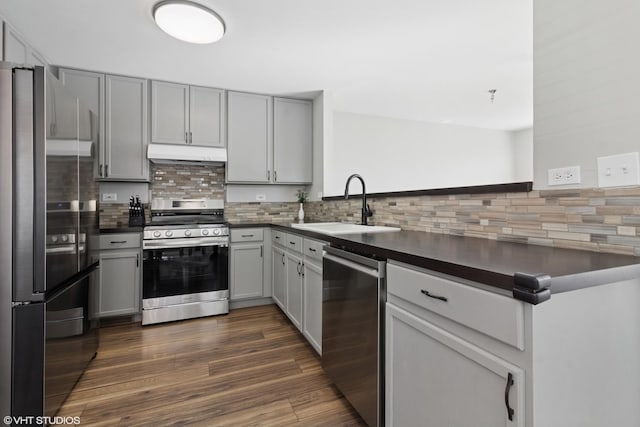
<box><xmin>128</xmin><ymin>195</ymin><xmax>145</xmax><ymax>227</ymax></box>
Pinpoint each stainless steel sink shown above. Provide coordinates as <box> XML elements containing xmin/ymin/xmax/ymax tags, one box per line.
<box><xmin>290</xmin><ymin>222</ymin><xmax>401</xmax><ymax>235</ymax></box>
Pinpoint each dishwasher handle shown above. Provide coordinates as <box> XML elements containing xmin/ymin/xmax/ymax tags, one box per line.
<box><xmin>324</xmin><ymin>253</ymin><xmax>383</xmax><ymax>279</ymax></box>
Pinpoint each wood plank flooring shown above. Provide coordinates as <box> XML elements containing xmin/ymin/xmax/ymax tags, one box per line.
<box><xmin>58</xmin><ymin>305</ymin><xmax>367</xmax><ymax>426</ymax></box>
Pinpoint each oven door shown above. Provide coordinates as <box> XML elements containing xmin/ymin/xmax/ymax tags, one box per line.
<box><xmin>142</xmin><ymin>241</ymin><xmax>229</xmax><ymax>304</ymax></box>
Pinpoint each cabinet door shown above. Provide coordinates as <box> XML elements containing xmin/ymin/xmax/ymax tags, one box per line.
<box><xmin>273</xmin><ymin>98</ymin><xmax>312</xmax><ymax>184</ymax></box>
<box><xmin>151</xmin><ymin>81</ymin><xmax>189</xmax><ymax>145</ymax></box>
<box><xmin>98</xmin><ymin>250</ymin><xmax>141</xmax><ymax>317</ymax></box>
<box><xmin>303</xmin><ymin>260</ymin><xmax>322</xmax><ymax>354</ymax></box>
<box><xmin>105</xmin><ymin>75</ymin><xmax>148</xmax><ymax>180</ymax></box>
<box><xmin>230</xmin><ymin>243</ymin><xmax>264</xmax><ymax>300</ymax></box>
<box><xmin>271</xmin><ymin>246</ymin><xmax>286</xmax><ymax>310</ymax></box>
<box><xmin>190</xmin><ymin>85</ymin><xmax>225</xmax><ymax>147</ymax></box>
<box><xmin>59</xmin><ymin>68</ymin><xmax>104</xmax><ymax>176</ymax></box>
<box><xmin>227</xmin><ymin>91</ymin><xmax>272</xmax><ymax>183</ymax></box>
<box><xmin>386</xmin><ymin>303</ymin><xmax>524</xmax><ymax>427</ymax></box>
<box><xmin>3</xmin><ymin>23</ymin><xmax>27</xmax><ymax>63</ymax></box>
<box><xmin>285</xmin><ymin>251</ymin><xmax>303</xmax><ymax>331</ymax></box>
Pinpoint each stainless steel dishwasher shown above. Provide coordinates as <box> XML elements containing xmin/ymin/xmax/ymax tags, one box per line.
<box><xmin>322</xmin><ymin>246</ymin><xmax>386</xmax><ymax>427</ymax></box>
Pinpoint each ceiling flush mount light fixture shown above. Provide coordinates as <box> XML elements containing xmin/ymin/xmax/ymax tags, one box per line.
<box><xmin>488</xmin><ymin>89</ymin><xmax>497</xmax><ymax>104</ymax></box>
<box><xmin>153</xmin><ymin>0</ymin><xmax>225</xmax><ymax>44</ymax></box>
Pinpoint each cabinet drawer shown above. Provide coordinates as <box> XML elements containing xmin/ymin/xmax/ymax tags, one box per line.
<box><xmin>231</xmin><ymin>228</ymin><xmax>264</xmax><ymax>243</ymax></box>
<box><xmin>303</xmin><ymin>238</ymin><xmax>326</xmax><ymax>262</ymax></box>
<box><xmin>285</xmin><ymin>233</ymin><xmax>303</xmax><ymax>253</ymax></box>
<box><xmin>387</xmin><ymin>262</ymin><xmax>525</xmax><ymax>350</ymax></box>
<box><xmin>272</xmin><ymin>230</ymin><xmax>286</xmax><ymax>246</ymax></box>
<box><xmin>99</xmin><ymin>233</ymin><xmax>141</xmax><ymax>250</ymax></box>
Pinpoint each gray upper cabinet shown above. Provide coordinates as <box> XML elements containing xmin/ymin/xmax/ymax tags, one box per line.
<box><xmin>273</xmin><ymin>97</ymin><xmax>313</xmax><ymax>184</ymax></box>
<box><xmin>227</xmin><ymin>92</ymin><xmax>312</xmax><ymax>185</ymax></box>
<box><xmin>59</xmin><ymin>68</ymin><xmax>104</xmax><ymax>160</ymax></box>
<box><xmin>190</xmin><ymin>85</ymin><xmax>225</xmax><ymax>147</ymax></box>
<box><xmin>105</xmin><ymin>75</ymin><xmax>149</xmax><ymax>180</ymax></box>
<box><xmin>227</xmin><ymin>91</ymin><xmax>272</xmax><ymax>183</ymax></box>
<box><xmin>151</xmin><ymin>80</ymin><xmax>224</xmax><ymax>147</ymax></box>
<box><xmin>60</xmin><ymin>68</ymin><xmax>148</xmax><ymax>181</ymax></box>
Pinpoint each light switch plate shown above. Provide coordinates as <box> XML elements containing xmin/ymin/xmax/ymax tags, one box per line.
<box><xmin>597</xmin><ymin>152</ymin><xmax>640</xmax><ymax>188</ymax></box>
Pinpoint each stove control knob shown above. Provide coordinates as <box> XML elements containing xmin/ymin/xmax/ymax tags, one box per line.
<box><xmin>51</xmin><ymin>235</ymin><xmax>58</xmax><ymax>243</ymax></box>
<box><xmin>184</xmin><ymin>230</ymin><xmax>192</xmax><ymax>237</ymax></box>
<box><xmin>61</xmin><ymin>235</ymin><xmax>69</xmax><ymax>242</ymax></box>
<box><xmin>213</xmin><ymin>228</ymin><xmax>221</xmax><ymax>236</ymax></box>
<box><xmin>153</xmin><ymin>231</ymin><xmax>161</xmax><ymax>238</ymax></box>
<box><xmin>165</xmin><ymin>231</ymin><xmax>173</xmax><ymax>237</ymax></box>
<box><xmin>202</xmin><ymin>229</ymin><xmax>210</xmax><ymax>236</ymax></box>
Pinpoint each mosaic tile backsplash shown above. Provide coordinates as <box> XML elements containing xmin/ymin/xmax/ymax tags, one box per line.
<box><xmin>98</xmin><ymin>163</ymin><xmax>640</xmax><ymax>256</ymax></box>
<box><xmin>305</xmin><ymin>187</ymin><xmax>640</xmax><ymax>256</ymax></box>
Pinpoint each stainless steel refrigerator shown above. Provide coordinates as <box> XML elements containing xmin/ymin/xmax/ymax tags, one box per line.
<box><xmin>0</xmin><ymin>63</ymin><xmax>99</xmax><ymax>420</ymax></box>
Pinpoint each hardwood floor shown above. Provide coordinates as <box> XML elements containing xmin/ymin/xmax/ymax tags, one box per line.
<box><xmin>58</xmin><ymin>305</ymin><xmax>367</xmax><ymax>426</ymax></box>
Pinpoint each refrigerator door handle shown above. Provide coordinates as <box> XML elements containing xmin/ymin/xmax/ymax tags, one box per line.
<box><xmin>12</xmin><ymin>67</ymin><xmax>46</xmax><ymax>301</ymax></box>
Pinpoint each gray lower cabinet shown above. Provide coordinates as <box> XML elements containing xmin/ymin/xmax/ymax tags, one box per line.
<box><xmin>302</xmin><ymin>259</ymin><xmax>322</xmax><ymax>354</ymax></box>
<box><xmin>230</xmin><ymin>229</ymin><xmax>264</xmax><ymax>300</ymax></box>
<box><xmin>386</xmin><ymin>303</ymin><xmax>524</xmax><ymax>427</ymax></box>
<box><xmin>285</xmin><ymin>251</ymin><xmax>303</xmax><ymax>331</ymax></box>
<box><xmin>105</xmin><ymin>75</ymin><xmax>149</xmax><ymax>180</ymax></box>
<box><xmin>151</xmin><ymin>81</ymin><xmax>225</xmax><ymax>147</ymax></box>
<box><xmin>94</xmin><ymin>234</ymin><xmax>142</xmax><ymax>318</ymax></box>
<box><xmin>271</xmin><ymin>245</ymin><xmax>286</xmax><ymax>310</ymax></box>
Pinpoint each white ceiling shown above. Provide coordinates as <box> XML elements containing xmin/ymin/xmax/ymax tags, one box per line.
<box><xmin>1</xmin><ymin>0</ymin><xmax>533</xmax><ymax>131</ymax></box>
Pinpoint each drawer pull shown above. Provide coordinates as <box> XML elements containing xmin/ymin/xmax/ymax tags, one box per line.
<box><xmin>289</xmin><ymin>241</ymin><xmax>296</xmax><ymax>245</ymax></box>
<box><xmin>308</xmin><ymin>248</ymin><xmax>317</xmax><ymax>252</ymax></box>
<box><xmin>241</xmin><ymin>234</ymin><xmax>254</xmax><ymax>238</ymax></box>
<box><xmin>420</xmin><ymin>289</ymin><xmax>448</xmax><ymax>302</ymax></box>
<box><xmin>275</xmin><ymin>236</ymin><xmax>280</xmax><ymax>239</ymax></box>
<box><xmin>505</xmin><ymin>372</ymin><xmax>515</xmax><ymax>421</ymax></box>
<box><xmin>110</xmin><ymin>240</ymin><xmax>127</xmax><ymax>244</ymax></box>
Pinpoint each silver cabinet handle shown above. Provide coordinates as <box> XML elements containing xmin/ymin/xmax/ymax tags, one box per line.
<box><xmin>99</xmin><ymin>164</ymin><xmax>103</xmax><ymax>177</ymax></box>
<box><xmin>136</xmin><ymin>254</ymin><xmax>139</xmax><ymax>267</ymax></box>
<box><xmin>241</xmin><ymin>234</ymin><xmax>254</xmax><ymax>238</ymax></box>
<box><xmin>274</xmin><ymin>170</ymin><xmax>277</xmax><ymax>182</ymax></box>
<box><xmin>185</xmin><ymin>131</ymin><xmax>189</xmax><ymax>144</ymax></box>
<box><xmin>105</xmin><ymin>164</ymin><xmax>109</xmax><ymax>177</ymax></box>
<box><xmin>282</xmin><ymin>253</ymin><xmax>285</xmax><ymax>265</ymax></box>
<box><xmin>260</xmin><ymin>246</ymin><xmax>263</xmax><ymax>258</ymax></box>
<box><xmin>189</xmin><ymin>131</ymin><xmax>193</xmax><ymax>144</ymax></box>
<box><xmin>267</xmin><ymin>170</ymin><xmax>271</xmax><ymax>181</ymax></box>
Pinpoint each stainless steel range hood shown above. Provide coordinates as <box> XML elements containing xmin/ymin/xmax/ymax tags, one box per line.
<box><xmin>147</xmin><ymin>143</ymin><xmax>227</xmax><ymax>164</ymax></box>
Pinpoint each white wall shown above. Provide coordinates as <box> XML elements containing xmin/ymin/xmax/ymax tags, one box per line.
<box><xmin>514</xmin><ymin>128</ymin><xmax>534</xmax><ymax>182</ymax></box>
<box><xmin>325</xmin><ymin>112</ymin><xmax>519</xmax><ymax>197</ymax></box>
<box><xmin>533</xmin><ymin>0</ymin><xmax>640</xmax><ymax>189</ymax></box>
<box><xmin>307</xmin><ymin>91</ymin><xmax>331</xmax><ymax>201</ymax></box>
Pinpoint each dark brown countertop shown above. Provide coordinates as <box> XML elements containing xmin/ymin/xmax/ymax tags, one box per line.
<box><xmin>230</xmin><ymin>222</ymin><xmax>640</xmax><ymax>304</ymax></box>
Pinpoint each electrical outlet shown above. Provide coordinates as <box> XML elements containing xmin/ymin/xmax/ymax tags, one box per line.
<box><xmin>102</xmin><ymin>193</ymin><xmax>117</xmax><ymax>202</ymax></box>
<box><xmin>255</xmin><ymin>194</ymin><xmax>266</xmax><ymax>201</ymax></box>
<box><xmin>597</xmin><ymin>152</ymin><xmax>640</xmax><ymax>188</ymax></box>
<box><xmin>548</xmin><ymin>166</ymin><xmax>581</xmax><ymax>186</ymax></box>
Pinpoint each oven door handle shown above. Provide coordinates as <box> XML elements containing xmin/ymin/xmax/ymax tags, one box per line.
<box><xmin>143</xmin><ymin>238</ymin><xmax>228</xmax><ymax>250</ymax></box>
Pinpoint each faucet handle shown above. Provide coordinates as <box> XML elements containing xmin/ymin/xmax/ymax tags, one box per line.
<box><xmin>365</xmin><ymin>204</ymin><xmax>373</xmax><ymax>217</ymax></box>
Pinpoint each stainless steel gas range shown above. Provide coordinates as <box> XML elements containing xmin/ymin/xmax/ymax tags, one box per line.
<box><xmin>142</xmin><ymin>199</ymin><xmax>229</xmax><ymax>325</ymax></box>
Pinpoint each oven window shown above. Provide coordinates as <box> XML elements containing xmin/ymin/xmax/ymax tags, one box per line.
<box><xmin>142</xmin><ymin>245</ymin><xmax>228</xmax><ymax>299</ymax></box>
